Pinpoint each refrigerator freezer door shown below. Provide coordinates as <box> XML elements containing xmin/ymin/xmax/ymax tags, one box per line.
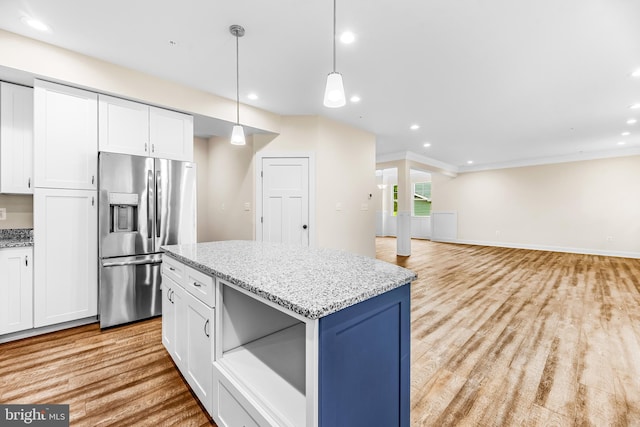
<box><xmin>154</xmin><ymin>158</ymin><xmax>196</xmax><ymax>248</ymax></box>
<box><xmin>99</xmin><ymin>152</ymin><xmax>155</xmax><ymax>258</ymax></box>
<box><xmin>99</xmin><ymin>253</ymin><xmax>163</xmax><ymax>328</ymax></box>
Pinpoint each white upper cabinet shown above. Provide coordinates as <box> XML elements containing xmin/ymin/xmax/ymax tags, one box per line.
<box><xmin>99</xmin><ymin>95</ymin><xmax>193</xmax><ymax>162</ymax></box>
<box><xmin>149</xmin><ymin>106</ymin><xmax>194</xmax><ymax>162</ymax></box>
<box><xmin>0</xmin><ymin>82</ymin><xmax>34</xmax><ymax>194</ymax></box>
<box><xmin>98</xmin><ymin>94</ymin><xmax>149</xmax><ymax>157</ymax></box>
<box><xmin>34</xmin><ymin>80</ymin><xmax>98</xmax><ymax>190</ymax></box>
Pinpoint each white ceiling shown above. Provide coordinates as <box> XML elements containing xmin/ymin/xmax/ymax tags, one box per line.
<box><xmin>1</xmin><ymin>0</ymin><xmax>640</xmax><ymax>170</ymax></box>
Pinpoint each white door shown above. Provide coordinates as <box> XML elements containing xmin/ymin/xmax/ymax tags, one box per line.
<box><xmin>149</xmin><ymin>106</ymin><xmax>194</xmax><ymax>161</ymax></box>
<box><xmin>34</xmin><ymin>80</ymin><xmax>97</xmax><ymax>190</ymax></box>
<box><xmin>0</xmin><ymin>83</ymin><xmax>34</xmax><ymax>194</ymax></box>
<box><xmin>98</xmin><ymin>94</ymin><xmax>149</xmax><ymax>156</ymax></box>
<box><xmin>0</xmin><ymin>247</ymin><xmax>33</xmax><ymax>335</ymax></box>
<box><xmin>261</xmin><ymin>157</ymin><xmax>310</xmax><ymax>246</ymax></box>
<box><xmin>161</xmin><ymin>276</ymin><xmax>178</xmax><ymax>359</ymax></box>
<box><xmin>184</xmin><ymin>291</ymin><xmax>213</xmax><ymax>415</ymax></box>
<box><xmin>34</xmin><ymin>188</ymin><xmax>98</xmax><ymax>327</ymax></box>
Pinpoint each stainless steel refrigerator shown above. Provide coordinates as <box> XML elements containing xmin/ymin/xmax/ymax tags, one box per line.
<box><xmin>98</xmin><ymin>152</ymin><xmax>196</xmax><ymax>328</ymax></box>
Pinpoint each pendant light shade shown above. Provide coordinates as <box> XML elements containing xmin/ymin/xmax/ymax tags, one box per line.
<box><xmin>323</xmin><ymin>0</ymin><xmax>345</xmax><ymax>108</ymax></box>
<box><xmin>324</xmin><ymin>72</ymin><xmax>346</xmax><ymax>108</ymax></box>
<box><xmin>230</xmin><ymin>24</ymin><xmax>246</xmax><ymax>145</ymax></box>
<box><xmin>231</xmin><ymin>124</ymin><xmax>245</xmax><ymax>145</ymax></box>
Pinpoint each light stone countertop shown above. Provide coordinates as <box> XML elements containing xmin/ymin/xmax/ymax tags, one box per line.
<box><xmin>161</xmin><ymin>240</ymin><xmax>417</xmax><ymax>320</ymax></box>
<box><xmin>0</xmin><ymin>229</ymin><xmax>33</xmax><ymax>248</ymax></box>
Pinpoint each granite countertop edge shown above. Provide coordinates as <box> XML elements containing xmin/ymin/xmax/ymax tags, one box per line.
<box><xmin>0</xmin><ymin>229</ymin><xmax>34</xmax><ymax>248</ymax></box>
<box><xmin>161</xmin><ymin>242</ymin><xmax>417</xmax><ymax>320</ymax></box>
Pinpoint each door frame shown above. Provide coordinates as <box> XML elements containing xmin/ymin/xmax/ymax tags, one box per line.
<box><xmin>255</xmin><ymin>152</ymin><xmax>316</xmax><ymax>247</ymax></box>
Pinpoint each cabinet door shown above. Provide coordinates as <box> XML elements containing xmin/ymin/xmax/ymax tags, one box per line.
<box><xmin>175</xmin><ymin>284</ymin><xmax>213</xmax><ymax>415</ymax></box>
<box><xmin>34</xmin><ymin>188</ymin><xmax>98</xmax><ymax>327</ymax></box>
<box><xmin>98</xmin><ymin>94</ymin><xmax>149</xmax><ymax>156</ymax></box>
<box><xmin>34</xmin><ymin>80</ymin><xmax>97</xmax><ymax>190</ymax></box>
<box><xmin>173</xmin><ymin>283</ymin><xmax>187</xmax><ymax>368</ymax></box>
<box><xmin>0</xmin><ymin>247</ymin><xmax>33</xmax><ymax>335</ymax></box>
<box><xmin>149</xmin><ymin>107</ymin><xmax>193</xmax><ymax>161</ymax></box>
<box><xmin>0</xmin><ymin>82</ymin><xmax>34</xmax><ymax>194</ymax></box>
<box><xmin>161</xmin><ymin>276</ymin><xmax>177</xmax><ymax>360</ymax></box>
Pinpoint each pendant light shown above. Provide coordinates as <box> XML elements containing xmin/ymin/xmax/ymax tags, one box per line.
<box><xmin>230</xmin><ymin>24</ymin><xmax>246</xmax><ymax>145</ymax></box>
<box><xmin>323</xmin><ymin>0</ymin><xmax>346</xmax><ymax>108</ymax></box>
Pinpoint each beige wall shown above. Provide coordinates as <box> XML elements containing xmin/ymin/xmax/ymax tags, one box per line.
<box><xmin>0</xmin><ymin>29</ymin><xmax>280</xmax><ymax>133</ymax></box>
<box><xmin>193</xmin><ymin>137</ymin><xmax>209</xmax><ymax>242</ymax></box>
<box><xmin>432</xmin><ymin>155</ymin><xmax>640</xmax><ymax>256</ymax></box>
<box><xmin>198</xmin><ymin>135</ymin><xmax>255</xmax><ymax>242</ymax></box>
<box><xmin>0</xmin><ymin>194</ymin><xmax>33</xmax><ymax>229</ymax></box>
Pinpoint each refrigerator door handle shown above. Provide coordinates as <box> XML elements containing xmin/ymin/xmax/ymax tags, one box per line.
<box><xmin>156</xmin><ymin>170</ymin><xmax>161</xmax><ymax>238</ymax></box>
<box><xmin>102</xmin><ymin>259</ymin><xmax>163</xmax><ymax>267</ymax></box>
<box><xmin>147</xmin><ymin>170</ymin><xmax>153</xmax><ymax>239</ymax></box>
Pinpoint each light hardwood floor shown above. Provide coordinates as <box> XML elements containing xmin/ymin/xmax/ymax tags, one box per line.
<box><xmin>1</xmin><ymin>238</ymin><xmax>639</xmax><ymax>426</ymax></box>
<box><xmin>376</xmin><ymin>237</ymin><xmax>640</xmax><ymax>427</ymax></box>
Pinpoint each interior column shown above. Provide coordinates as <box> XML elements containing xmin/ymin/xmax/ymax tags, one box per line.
<box><xmin>396</xmin><ymin>160</ymin><xmax>411</xmax><ymax>256</ymax></box>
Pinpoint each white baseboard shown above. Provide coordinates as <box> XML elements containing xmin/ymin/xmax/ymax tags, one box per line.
<box><xmin>0</xmin><ymin>316</ymin><xmax>98</xmax><ymax>344</ymax></box>
<box><xmin>437</xmin><ymin>238</ymin><xmax>640</xmax><ymax>259</ymax></box>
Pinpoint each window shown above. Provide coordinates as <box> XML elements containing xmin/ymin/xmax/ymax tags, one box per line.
<box><xmin>413</xmin><ymin>182</ymin><xmax>431</xmax><ymax>216</ymax></box>
<box><xmin>393</xmin><ymin>185</ymin><xmax>398</xmax><ymax>216</ymax></box>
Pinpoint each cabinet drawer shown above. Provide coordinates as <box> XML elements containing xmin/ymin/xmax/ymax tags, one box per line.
<box><xmin>162</xmin><ymin>256</ymin><xmax>184</xmax><ymax>284</ymax></box>
<box><xmin>219</xmin><ymin>384</ymin><xmax>259</xmax><ymax>427</ymax></box>
<box><xmin>213</xmin><ymin>366</ymin><xmax>269</xmax><ymax>427</ymax></box>
<box><xmin>184</xmin><ymin>265</ymin><xmax>215</xmax><ymax>307</ymax></box>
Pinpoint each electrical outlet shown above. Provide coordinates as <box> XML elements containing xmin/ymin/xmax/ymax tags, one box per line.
<box><xmin>0</xmin><ymin>208</ymin><xmax>6</xmax><ymax>221</ymax></box>
<box><xmin>361</xmin><ymin>203</ymin><xmax>368</xmax><ymax>211</ymax></box>
<box><xmin>606</xmin><ymin>236</ymin><xmax>614</xmax><ymax>241</ymax></box>
<box><xmin>336</xmin><ymin>202</ymin><xmax>343</xmax><ymax>211</ymax></box>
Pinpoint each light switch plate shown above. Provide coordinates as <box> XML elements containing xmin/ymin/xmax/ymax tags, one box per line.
<box><xmin>244</xmin><ymin>202</ymin><xmax>251</xmax><ymax>211</ymax></box>
<box><xmin>0</xmin><ymin>208</ymin><xmax>6</xmax><ymax>220</ymax></box>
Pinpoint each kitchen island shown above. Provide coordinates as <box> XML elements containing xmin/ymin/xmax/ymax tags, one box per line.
<box><xmin>161</xmin><ymin>240</ymin><xmax>416</xmax><ymax>427</ymax></box>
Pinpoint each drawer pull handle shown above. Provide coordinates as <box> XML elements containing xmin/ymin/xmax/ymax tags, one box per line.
<box><xmin>204</xmin><ymin>319</ymin><xmax>210</xmax><ymax>337</ymax></box>
<box><xmin>193</xmin><ymin>281</ymin><xmax>202</xmax><ymax>287</ymax></box>
<box><xmin>168</xmin><ymin>267</ymin><xmax>175</xmax><ymax>271</ymax></box>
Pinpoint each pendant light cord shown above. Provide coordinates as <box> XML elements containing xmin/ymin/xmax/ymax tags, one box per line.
<box><xmin>236</xmin><ymin>33</ymin><xmax>240</xmax><ymax>125</ymax></box>
<box><xmin>332</xmin><ymin>0</ymin><xmax>336</xmax><ymax>72</ymax></box>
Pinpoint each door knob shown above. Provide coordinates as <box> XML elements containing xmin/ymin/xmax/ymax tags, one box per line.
<box><xmin>303</xmin><ymin>224</ymin><xmax>308</xmax><ymax>229</ymax></box>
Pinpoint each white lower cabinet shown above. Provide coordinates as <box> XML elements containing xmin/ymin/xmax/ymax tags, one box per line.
<box><xmin>33</xmin><ymin>188</ymin><xmax>98</xmax><ymax>327</ymax></box>
<box><xmin>175</xmin><ymin>284</ymin><xmax>214</xmax><ymax>414</ymax></box>
<box><xmin>161</xmin><ymin>276</ymin><xmax>179</xmax><ymax>362</ymax></box>
<box><xmin>161</xmin><ymin>256</ymin><xmax>214</xmax><ymax>416</ymax></box>
<box><xmin>0</xmin><ymin>247</ymin><xmax>33</xmax><ymax>335</ymax></box>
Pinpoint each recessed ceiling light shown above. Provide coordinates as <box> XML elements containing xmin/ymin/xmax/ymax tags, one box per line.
<box><xmin>350</xmin><ymin>95</ymin><xmax>361</xmax><ymax>103</ymax></box>
<box><xmin>618</xmin><ymin>141</ymin><xmax>626</xmax><ymax>145</ymax></box>
<box><xmin>423</xmin><ymin>143</ymin><xmax>431</xmax><ymax>148</ymax></box>
<box><xmin>621</xmin><ymin>131</ymin><xmax>631</xmax><ymax>136</ymax></box>
<box><xmin>410</xmin><ymin>124</ymin><xmax>420</xmax><ymax>130</ymax></box>
<box><xmin>632</xmin><ymin>68</ymin><xmax>640</xmax><ymax>78</ymax></box>
<box><xmin>630</xmin><ymin>104</ymin><xmax>640</xmax><ymax>109</ymax></box>
<box><xmin>467</xmin><ymin>160</ymin><xmax>474</xmax><ymax>164</ymax></box>
<box><xmin>247</xmin><ymin>93</ymin><xmax>258</xmax><ymax>100</ymax></box>
<box><xmin>627</xmin><ymin>118</ymin><xmax>637</xmax><ymax>124</ymax></box>
<box><xmin>340</xmin><ymin>31</ymin><xmax>355</xmax><ymax>44</ymax></box>
<box><xmin>21</xmin><ymin>16</ymin><xmax>50</xmax><ymax>32</ymax></box>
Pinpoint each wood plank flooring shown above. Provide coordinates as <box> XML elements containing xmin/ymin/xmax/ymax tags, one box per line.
<box><xmin>376</xmin><ymin>237</ymin><xmax>640</xmax><ymax>427</ymax></box>
<box><xmin>0</xmin><ymin>319</ymin><xmax>214</xmax><ymax>426</ymax></box>
<box><xmin>1</xmin><ymin>238</ymin><xmax>639</xmax><ymax>426</ymax></box>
